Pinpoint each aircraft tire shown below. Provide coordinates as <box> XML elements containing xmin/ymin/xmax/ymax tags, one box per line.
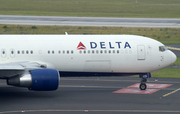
<box><xmin>139</xmin><ymin>83</ymin><xmax>147</xmax><ymax>90</ymax></box>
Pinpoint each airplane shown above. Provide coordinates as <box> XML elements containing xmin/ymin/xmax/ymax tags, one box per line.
<box><xmin>0</xmin><ymin>34</ymin><xmax>176</xmax><ymax>91</ymax></box>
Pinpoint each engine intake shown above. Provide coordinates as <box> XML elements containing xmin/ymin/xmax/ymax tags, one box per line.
<box><xmin>7</xmin><ymin>69</ymin><xmax>60</xmax><ymax>91</ymax></box>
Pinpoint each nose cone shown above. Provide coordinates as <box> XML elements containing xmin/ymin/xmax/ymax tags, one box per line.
<box><xmin>171</xmin><ymin>52</ymin><xmax>177</xmax><ymax>64</ymax></box>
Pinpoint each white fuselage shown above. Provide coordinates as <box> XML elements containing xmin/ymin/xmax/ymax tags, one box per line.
<box><xmin>0</xmin><ymin>35</ymin><xmax>176</xmax><ymax>78</ymax></box>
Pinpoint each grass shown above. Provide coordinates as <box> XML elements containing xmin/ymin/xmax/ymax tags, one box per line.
<box><xmin>133</xmin><ymin>68</ymin><xmax>180</xmax><ymax>78</ymax></box>
<box><xmin>152</xmin><ymin>69</ymin><xmax>180</xmax><ymax>78</ymax></box>
<box><xmin>0</xmin><ymin>0</ymin><xmax>180</xmax><ymax>18</ymax></box>
<box><xmin>173</xmin><ymin>57</ymin><xmax>180</xmax><ymax>65</ymax></box>
<box><xmin>151</xmin><ymin>58</ymin><xmax>180</xmax><ymax>78</ymax></box>
<box><xmin>0</xmin><ymin>25</ymin><xmax>180</xmax><ymax>44</ymax></box>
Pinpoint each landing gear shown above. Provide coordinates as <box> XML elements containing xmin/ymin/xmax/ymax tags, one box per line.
<box><xmin>139</xmin><ymin>77</ymin><xmax>147</xmax><ymax>90</ymax></box>
<box><xmin>139</xmin><ymin>73</ymin><xmax>151</xmax><ymax>90</ymax></box>
<box><xmin>139</xmin><ymin>83</ymin><xmax>147</xmax><ymax>90</ymax></box>
<box><xmin>141</xmin><ymin>78</ymin><xmax>147</xmax><ymax>83</ymax></box>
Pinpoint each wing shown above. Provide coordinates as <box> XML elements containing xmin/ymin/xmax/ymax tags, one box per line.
<box><xmin>0</xmin><ymin>61</ymin><xmax>46</xmax><ymax>79</ymax></box>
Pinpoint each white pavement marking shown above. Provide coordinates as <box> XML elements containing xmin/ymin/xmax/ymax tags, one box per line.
<box><xmin>1</xmin><ymin>109</ymin><xmax>180</xmax><ymax>113</ymax></box>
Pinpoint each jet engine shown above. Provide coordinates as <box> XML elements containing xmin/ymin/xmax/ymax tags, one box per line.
<box><xmin>7</xmin><ymin>69</ymin><xmax>60</xmax><ymax>91</ymax></box>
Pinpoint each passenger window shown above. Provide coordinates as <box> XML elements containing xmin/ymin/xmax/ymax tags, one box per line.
<box><xmin>17</xmin><ymin>50</ymin><xmax>20</xmax><ymax>54</ymax></box>
<box><xmin>48</xmin><ymin>50</ymin><xmax>50</xmax><ymax>54</ymax></box>
<box><xmin>117</xmin><ymin>50</ymin><xmax>119</xmax><ymax>53</ymax></box>
<box><xmin>31</xmin><ymin>50</ymin><xmax>33</xmax><ymax>54</ymax></box>
<box><xmin>113</xmin><ymin>50</ymin><xmax>115</xmax><ymax>53</ymax></box>
<box><xmin>88</xmin><ymin>50</ymin><xmax>90</xmax><ymax>54</ymax></box>
<box><xmin>52</xmin><ymin>51</ymin><xmax>54</xmax><ymax>54</ymax></box>
<box><xmin>125</xmin><ymin>50</ymin><xmax>128</xmax><ymax>54</ymax></box>
<box><xmin>129</xmin><ymin>50</ymin><xmax>132</xmax><ymax>54</ymax></box>
<box><xmin>39</xmin><ymin>50</ymin><xmax>42</xmax><ymax>54</ymax></box>
<box><xmin>67</xmin><ymin>50</ymin><xmax>69</xmax><ymax>54</ymax></box>
<box><xmin>63</xmin><ymin>50</ymin><xmax>65</xmax><ymax>54</ymax></box>
<box><xmin>84</xmin><ymin>50</ymin><xmax>86</xmax><ymax>54</ymax></box>
<box><xmin>109</xmin><ymin>50</ymin><xmax>111</xmax><ymax>53</ymax></box>
<box><xmin>96</xmin><ymin>50</ymin><xmax>98</xmax><ymax>54</ymax></box>
<box><xmin>92</xmin><ymin>50</ymin><xmax>94</xmax><ymax>54</ymax></box>
<box><xmin>26</xmin><ymin>51</ymin><xmax>29</xmax><ymax>54</ymax></box>
<box><xmin>22</xmin><ymin>50</ymin><xmax>24</xmax><ymax>54</ymax></box>
<box><xmin>58</xmin><ymin>50</ymin><xmax>61</xmax><ymax>54</ymax></box>
<box><xmin>79</xmin><ymin>50</ymin><xmax>82</xmax><ymax>54</ymax></box>
<box><xmin>121</xmin><ymin>50</ymin><xmax>124</xmax><ymax>54</ymax></box>
<box><xmin>100</xmin><ymin>50</ymin><xmax>103</xmax><ymax>54</ymax></box>
<box><xmin>104</xmin><ymin>50</ymin><xmax>107</xmax><ymax>54</ymax></box>
<box><xmin>11</xmin><ymin>51</ymin><xmax>14</xmax><ymax>54</ymax></box>
<box><xmin>71</xmin><ymin>50</ymin><xmax>73</xmax><ymax>54</ymax></box>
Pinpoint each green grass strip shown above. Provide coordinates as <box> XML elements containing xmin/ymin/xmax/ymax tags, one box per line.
<box><xmin>152</xmin><ymin>69</ymin><xmax>180</xmax><ymax>78</ymax></box>
<box><xmin>0</xmin><ymin>0</ymin><xmax>180</xmax><ymax>18</ymax></box>
<box><xmin>1</xmin><ymin>25</ymin><xmax>180</xmax><ymax>44</ymax></box>
<box><xmin>173</xmin><ymin>58</ymin><xmax>180</xmax><ymax>65</ymax></box>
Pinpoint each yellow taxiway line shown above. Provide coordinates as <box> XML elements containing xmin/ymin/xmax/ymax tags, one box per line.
<box><xmin>163</xmin><ymin>88</ymin><xmax>180</xmax><ymax>97</ymax></box>
<box><xmin>166</xmin><ymin>46</ymin><xmax>180</xmax><ymax>51</ymax></box>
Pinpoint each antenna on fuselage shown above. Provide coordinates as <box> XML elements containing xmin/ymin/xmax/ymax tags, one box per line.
<box><xmin>65</xmin><ymin>32</ymin><xmax>68</xmax><ymax>35</ymax></box>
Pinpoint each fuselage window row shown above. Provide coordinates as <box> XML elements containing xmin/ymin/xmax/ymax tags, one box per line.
<box><xmin>1</xmin><ymin>50</ymin><xmax>131</xmax><ymax>55</ymax></box>
<box><xmin>48</xmin><ymin>50</ymin><xmax>74</xmax><ymax>54</ymax></box>
<box><xmin>0</xmin><ymin>50</ymin><xmax>34</xmax><ymax>55</ymax></box>
<box><xmin>79</xmin><ymin>50</ymin><xmax>132</xmax><ymax>54</ymax></box>
<box><xmin>16</xmin><ymin>50</ymin><xmax>33</xmax><ymax>54</ymax></box>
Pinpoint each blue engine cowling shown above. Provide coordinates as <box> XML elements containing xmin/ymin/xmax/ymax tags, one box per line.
<box><xmin>7</xmin><ymin>69</ymin><xmax>60</xmax><ymax>91</ymax></box>
<box><xmin>29</xmin><ymin>69</ymin><xmax>60</xmax><ymax>91</ymax></box>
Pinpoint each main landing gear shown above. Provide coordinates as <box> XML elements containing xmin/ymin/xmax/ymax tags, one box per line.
<box><xmin>139</xmin><ymin>73</ymin><xmax>151</xmax><ymax>90</ymax></box>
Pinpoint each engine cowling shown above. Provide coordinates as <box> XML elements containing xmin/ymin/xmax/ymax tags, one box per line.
<box><xmin>7</xmin><ymin>69</ymin><xmax>60</xmax><ymax>91</ymax></box>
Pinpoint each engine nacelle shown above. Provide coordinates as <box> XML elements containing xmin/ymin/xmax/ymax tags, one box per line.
<box><xmin>7</xmin><ymin>69</ymin><xmax>60</xmax><ymax>91</ymax></box>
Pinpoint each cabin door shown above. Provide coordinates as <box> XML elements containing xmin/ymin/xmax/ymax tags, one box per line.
<box><xmin>137</xmin><ymin>45</ymin><xmax>146</xmax><ymax>60</ymax></box>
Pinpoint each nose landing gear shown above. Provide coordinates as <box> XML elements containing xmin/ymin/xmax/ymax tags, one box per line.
<box><xmin>139</xmin><ymin>73</ymin><xmax>151</xmax><ymax>90</ymax></box>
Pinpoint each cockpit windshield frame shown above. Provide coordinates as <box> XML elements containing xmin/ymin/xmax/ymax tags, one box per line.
<box><xmin>159</xmin><ymin>46</ymin><xmax>167</xmax><ymax>52</ymax></box>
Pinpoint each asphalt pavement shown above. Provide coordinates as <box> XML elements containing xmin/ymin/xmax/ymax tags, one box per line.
<box><xmin>1</xmin><ymin>77</ymin><xmax>180</xmax><ymax>114</ymax></box>
<box><xmin>0</xmin><ymin>15</ymin><xmax>180</xmax><ymax>28</ymax></box>
<box><xmin>166</xmin><ymin>44</ymin><xmax>180</xmax><ymax>58</ymax></box>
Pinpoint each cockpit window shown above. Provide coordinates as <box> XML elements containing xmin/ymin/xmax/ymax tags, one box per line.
<box><xmin>159</xmin><ymin>46</ymin><xmax>167</xmax><ymax>52</ymax></box>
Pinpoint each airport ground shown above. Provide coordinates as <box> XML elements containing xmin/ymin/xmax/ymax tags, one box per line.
<box><xmin>1</xmin><ymin>77</ymin><xmax>180</xmax><ymax>114</ymax></box>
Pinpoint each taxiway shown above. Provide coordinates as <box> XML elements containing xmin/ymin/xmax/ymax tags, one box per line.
<box><xmin>0</xmin><ymin>77</ymin><xmax>180</xmax><ymax>114</ymax></box>
<box><xmin>0</xmin><ymin>15</ymin><xmax>180</xmax><ymax>28</ymax></box>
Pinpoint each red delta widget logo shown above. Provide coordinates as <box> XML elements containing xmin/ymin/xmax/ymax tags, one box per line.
<box><xmin>77</xmin><ymin>42</ymin><xmax>86</xmax><ymax>50</ymax></box>
<box><xmin>77</xmin><ymin>42</ymin><xmax>131</xmax><ymax>50</ymax></box>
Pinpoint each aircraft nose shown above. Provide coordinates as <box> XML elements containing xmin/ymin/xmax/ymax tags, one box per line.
<box><xmin>171</xmin><ymin>52</ymin><xmax>177</xmax><ymax>64</ymax></box>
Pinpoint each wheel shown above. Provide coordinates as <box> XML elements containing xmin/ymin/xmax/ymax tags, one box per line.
<box><xmin>139</xmin><ymin>83</ymin><xmax>147</xmax><ymax>90</ymax></box>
